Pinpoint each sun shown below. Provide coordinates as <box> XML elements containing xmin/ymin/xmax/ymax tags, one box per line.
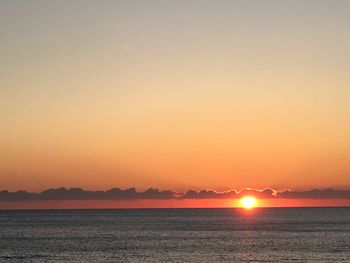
<box><xmin>240</xmin><ymin>196</ymin><xmax>257</xmax><ymax>209</ymax></box>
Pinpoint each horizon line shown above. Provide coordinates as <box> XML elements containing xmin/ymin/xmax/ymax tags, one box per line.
<box><xmin>1</xmin><ymin>186</ymin><xmax>350</xmax><ymax>201</ymax></box>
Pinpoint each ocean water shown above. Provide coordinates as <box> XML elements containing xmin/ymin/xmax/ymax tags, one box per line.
<box><xmin>0</xmin><ymin>208</ymin><xmax>349</xmax><ymax>262</ymax></box>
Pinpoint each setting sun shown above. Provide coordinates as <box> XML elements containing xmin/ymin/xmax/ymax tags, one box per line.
<box><xmin>240</xmin><ymin>196</ymin><xmax>257</xmax><ymax>209</ymax></box>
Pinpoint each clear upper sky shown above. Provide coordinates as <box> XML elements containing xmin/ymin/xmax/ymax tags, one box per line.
<box><xmin>1</xmin><ymin>0</ymin><xmax>350</xmax><ymax>191</ymax></box>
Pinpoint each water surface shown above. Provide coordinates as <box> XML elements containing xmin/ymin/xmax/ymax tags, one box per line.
<box><xmin>0</xmin><ymin>208</ymin><xmax>349</xmax><ymax>262</ymax></box>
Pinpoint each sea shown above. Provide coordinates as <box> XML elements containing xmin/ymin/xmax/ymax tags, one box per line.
<box><xmin>0</xmin><ymin>208</ymin><xmax>349</xmax><ymax>262</ymax></box>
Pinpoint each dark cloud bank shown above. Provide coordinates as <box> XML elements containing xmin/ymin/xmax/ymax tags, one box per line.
<box><xmin>1</xmin><ymin>187</ymin><xmax>350</xmax><ymax>201</ymax></box>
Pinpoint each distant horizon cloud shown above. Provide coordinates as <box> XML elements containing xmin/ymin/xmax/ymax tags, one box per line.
<box><xmin>1</xmin><ymin>187</ymin><xmax>350</xmax><ymax>201</ymax></box>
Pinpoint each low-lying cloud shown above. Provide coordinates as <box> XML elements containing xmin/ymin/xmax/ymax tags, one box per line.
<box><xmin>1</xmin><ymin>187</ymin><xmax>350</xmax><ymax>201</ymax></box>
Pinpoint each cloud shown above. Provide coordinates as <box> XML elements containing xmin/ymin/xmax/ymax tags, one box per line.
<box><xmin>181</xmin><ymin>188</ymin><xmax>277</xmax><ymax>199</ymax></box>
<box><xmin>0</xmin><ymin>187</ymin><xmax>177</xmax><ymax>201</ymax></box>
<box><xmin>237</xmin><ymin>188</ymin><xmax>277</xmax><ymax>199</ymax></box>
<box><xmin>182</xmin><ymin>189</ymin><xmax>237</xmax><ymax>199</ymax></box>
<box><xmin>277</xmin><ymin>188</ymin><xmax>350</xmax><ymax>199</ymax></box>
<box><xmin>0</xmin><ymin>187</ymin><xmax>349</xmax><ymax>201</ymax></box>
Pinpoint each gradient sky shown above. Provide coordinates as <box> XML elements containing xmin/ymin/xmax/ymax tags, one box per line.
<box><xmin>1</xmin><ymin>0</ymin><xmax>350</xmax><ymax>192</ymax></box>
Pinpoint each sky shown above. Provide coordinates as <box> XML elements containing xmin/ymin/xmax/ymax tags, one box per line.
<box><xmin>1</xmin><ymin>0</ymin><xmax>350</xmax><ymax>193</ymax></box>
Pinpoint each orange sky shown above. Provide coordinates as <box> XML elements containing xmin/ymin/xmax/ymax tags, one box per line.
<box><xmin>1</xmin><ymin>1</ymin><xmax>350</xmax><ymax>193</ymax></box>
